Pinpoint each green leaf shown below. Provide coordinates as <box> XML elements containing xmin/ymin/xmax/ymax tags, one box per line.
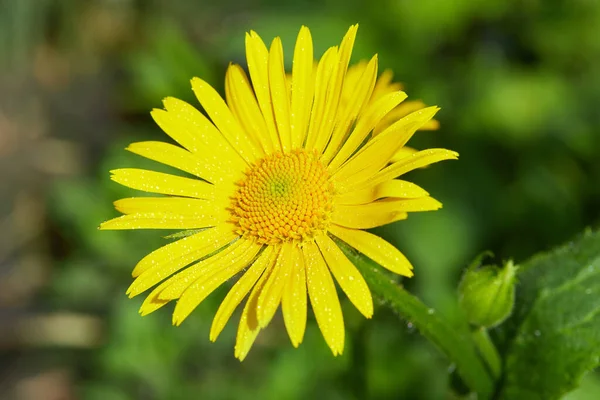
<box><xmin>496</xmin><ymin>229</ymin><xmax>600</xmax><ymax>399</ymax></box>
<box><xmin>337</xmin><ymin>240</ymin><xmax>495</xmax><ymax>398</ymax></box>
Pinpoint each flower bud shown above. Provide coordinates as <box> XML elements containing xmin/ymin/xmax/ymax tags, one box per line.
<box><xmin>458</xmin><ymin>256</ymin><xmax>517</xmax><ymax>328</ymax></box>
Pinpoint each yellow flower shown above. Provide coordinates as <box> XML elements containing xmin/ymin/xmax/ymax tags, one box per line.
<box><xmin>100</xmin><ymin>24</ymin><xmax>458</xmax><ymax>360</ymax></box>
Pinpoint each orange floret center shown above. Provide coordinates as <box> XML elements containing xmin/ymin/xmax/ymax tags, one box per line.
<box><xmin>230</xmin><ymin>149</ymin><xmax>334</xmax><ymax>244</ymax></box>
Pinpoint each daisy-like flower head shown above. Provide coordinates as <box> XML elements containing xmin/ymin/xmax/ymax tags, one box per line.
<box><xmin>100</xmin><ymin>24</ymin><xmax>458</xmax><ymax>360</ymax></box>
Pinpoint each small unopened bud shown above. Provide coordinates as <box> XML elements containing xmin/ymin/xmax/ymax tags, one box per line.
<box><xmin>458</xmin><ymin>256</ymin><xmax>517</xmax><ymax>328</ymax></box>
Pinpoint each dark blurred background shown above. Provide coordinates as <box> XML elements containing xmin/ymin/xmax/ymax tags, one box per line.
<box><xmin>1</xmin><ymin>0</ymin><xmax>599</xmax><ymax>399</ymax></box>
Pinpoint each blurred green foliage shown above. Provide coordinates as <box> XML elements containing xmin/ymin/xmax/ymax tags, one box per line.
<box><xmin>3</xmin><ymin>0</ymin><xmax>599</xmax><ymax>398</ymax></box>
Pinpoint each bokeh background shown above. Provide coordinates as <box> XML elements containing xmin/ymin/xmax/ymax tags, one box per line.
<box><xmin>1</xmin><ymin>0</ymin><xmax>599</xmax><ymax>399</ymax></box>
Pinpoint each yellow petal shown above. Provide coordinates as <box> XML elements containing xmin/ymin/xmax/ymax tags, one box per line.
<box><xmin>332</xmin><ymin>206</ymin><xmax>406</xmax><ymax>230</ymax></box>
<box><xmin>304</xmin><ymin>46</ymin><xmax>338</xmax><ymax>151</ymax></box>
<box><xmin>210</xmin><ymin>246</ymin><xmax>276</xmax><ymax>342</ymax></box>
<box><xmin>322</xmin><ymin>54</ymin><xmax>378</xmax><ymax>163</ymax></box>
<box><xmin>138</xmin><ymin>276</ymin><xmax>175</xmax><ymax>316</ymax></box>
<box><xmin>225</xmin><ymin>64</ymin><xmax>274</xmax><ymax>154</ymax></box>
<box><xmin>235</xmin><ymin>249</ymin><xmax>279</xmax><ymax>361</ymax></box>
<box><xmin>112</xmin><ymin>197</ymin><xmax>223</xmax><ymax>216</ymax></box>
<box><xmin>420</xmin><ymin>119</ymin><xmax>440</xmax><ymax>131</ymax></box>
<box><xmin>172</xmin><ymin>240</ymin><xmax>262</xmax><ymax>326</ymax></box>
<box><xmin>245</xmin><ymin>31</ymin><xmax>281</xmax><ymax>152</ymax></box>
<box><xmin>315</xmin><ymin>235</ymin><xmax>373</xmax><ymax>318</ymax></box>
<box><xmin>312</xmin><ymin>24</ymin><xmax>358</xmax><ymax>154</ymax></box>
<box><xmin>333</xmin><ymin>106</ymin><xmax>440</xmax><ymax>187</ymax></box>
<box><xmin>137</xmin><ymin>246</ymin><xmax>228</xmax><ymax>316</ymax></box>
<box><xmin>303</xmin><ymin>241</ymin><xmax>345</xmax><ymax>356</ymax></box>
<box><xmin>328</xmin><ymin>224</ymin><xmax>413</xmax><ymax>277</ymax></box>
<box><xmin>191</xmin><ymin>77</ymin><xmax>263</xmax><ymax>162</ymax></box>
<box><xmin>125</xmin><ymin>226</ymin><xmax>238</xmax><ymax>296</ymax></box>
<box><xmin>371</xmin><ymin>69</ymin><xmax>401</xmax><ymax>100</ymax></box>
<box><xmin>235</xmin><ymin>298</ymin><xmax>262</xmax><ymax>361</ymax></box>
<box><xmin>349</xmin><ymin>148</ymin><xmax>459</xmax><ymax>192</ymax></box>
<box><xmin>126</xmin><ymin>141</ymin><xmax>229</xmax><ymax>185</ymax></box>
<box><xmin>329</xmin><ymin>90</ymin><xmax>407</xmax><ymax>171</ymax></box>
<box><xmin>155</xmin><ymin>240</ymin><xmax>245</xmax><ymax>302</ymax></box>
<box><xmin>138</xmin><ymin>238</ymin><xmax>248</xmax><ymax>316</ymax></box>
<box><xmin>256</xmin><ymin>242</ymin><xmax>292</xmax><ymax>327</ymax></box>
<box><xmin>268</xmin><ymin>37</ymin><xmax>292</xmax><ymax>152</ymax></box>
<box><xmin>290</xmin><ymin>26</ymin><xmax>314</xmax><ymax>149</ymax></box>
<box><xmin>108</xmin><ymin>168</ymin><xmax>225</xmax><ymax>200</ymax></box>
<box><xmin>374</xmin><ymin>100</ymin><xmax>436</xmax><ymax>135</ymax></box>
<box><xmin>153</xmin><ymin>99</ymin><xmax>246</xmax><ymax>182</ymax></box>
<box><xmin>281</xmin><ymin>244</ymin><xmax>307</xmax><ymax>347</ymax></box>
<box><xmin>389</xmin><ymin>146</ymin><xmax>419</xmax><ymax>163</ymax></box>
<box><xmin>335</xmin><ymin>179</ymin><xmax>429</xmax><ymax>205</ymax></box>
<box><xmin>332</xmin><ymin>197</ymin><xmax>441</xmax><ymax>229</ymax></box>
<box><xmin>340</xmin><ymin>61</ymin><xmax>368</xmax><ymax>111</ymax></box>
<box><xmin>99</xmin><ymin>212</ymin><xmax>223</xmax><ymax>231</ymax></box>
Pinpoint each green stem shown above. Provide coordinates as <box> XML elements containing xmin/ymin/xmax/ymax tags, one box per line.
<box><xmin>471</xmin><ymin>327</ymin><xmax>502</xmax><ymax>380</ymax></box>
<box><xmin>338</xmin><ymin>243</ymin><xmax>494</xmax><ymax>398</ymax></box>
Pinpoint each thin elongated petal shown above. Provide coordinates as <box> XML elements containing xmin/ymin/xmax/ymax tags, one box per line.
<box><xmin>390</xmin><ymin>146</ymin><xmax>419</xmax><ymax>163</ymax></box>
<box><xmin>130</xmin><ymin>225</ymin><xmax>232</xmax><ymax>276</ymax></box>
<box><xmin>191</xmin><ymin>77</ymin><xmax>263</xmax><ymax>162</ymax></box>
<box><xmin>322</xmin><ymin>54</ymin><xmax>378</xmax><ymax>163</ymax></box>
<box><xmin>268</xmin><ymin>37</ymin><xmax>292</xmax><ymax>152</ymax></box>
<box><xmin>315</xmin><ymin>235</ymin><xmax>373</xmax><ymax>318</ymax></box>
<box><xmin>328</xmin><ymin>90</ymin><xmax>407</xmax><ymax>171</ymax></box>
<box><xmin>303</xmin><ymin>241</ymin><xmax>344</xmax><ymax>356</ymax></box>
<box><xmin>339</xmin><ymin>61</ymin><xmax>368</xmax><ymax>108</ymax></box>
<box><xmin>210</xmin><ymin>246</ymin><xmax>276</xmax><ymax>341</ymax></box>
<box><xmin>281</xmin><ymin>245</ymin><xmax>307</xmax><ymax>347</ymax></box>
<box><xmin>172</xmin><ymin>240</ymin><xmax>262</xmax><ymax>325</ymax></box>
<box><xmin>235</xmin><ymin>297</ymin><xmax>263</xmax><ymax>361</ymax></box>
<box><xmin>245</xmin><ymin>31</ymin><xmax>281</xmax><ymax>152</ymax></box>
<box><xmin>290</xmin><ymin>26</ymin><xmax>314</xmax><ymax>148</ymax></box>
<box><xmin>328</xmin><ymin>224</ymin><xmax>413</xmax><ymax>276</ymax></box>
<box><xmin>126</xmin><ymin>226</ymin><xmax>238</xmax><ymax>296</ymax></box>
<box><xmin>137</xmin><ymin>245</ymin><xmax>238</xmax><ymax>316</ymax></box>
<box><xmin>112</xmin><ymin>197</ymin><xmax>222</xmax><ymax>216</ymax></box>
<box><xmin>371</xmin><ymin>69</ymin><xmax>401</xmax><ymax>100</ymax></box>
<box><xmin>140</xmin><ymin>240</ymin><xmax>250</xmax><ymax>316</ymax></box>
<box><xmin>153</xmin><ymin>99</ymin><xmax>246</xmax><ymax>182</ymax></box>
<box><xmin>138</xmin><ymin>275</ymin><xmax>177</xmax><ymax>316</ymax></box>
<box><xmin>374</xmin><ymin>100</ymin><xmax>434</xmax><ymax>135</ymax></box>
<box><xmin>304</xmin><ymin>46</ymin><xmax>338</xmax><ymax>150</ymax></box>
<box><xmin>109</xmin><ymin>168</ymin><xmax>224</xmax><ymax>200</ymax></box>
<box><xmin>158</xmin><ymin>239</ymin><xmax>249</xmax><ymax>301</ymax></box>
<box><xmin>335</xmin><ymin>180</ymin><xmax>429</xmax><ymax>205</ymax></box>
<box><xmin>332</xmin><ymin>197</ymin><xmax>441</xmax><ymax>229</ymax></box>
<box><xmin>333</xmin><ymin>107</ymin><xmax>440</xmax><ymax>187</ymax></box>
<box><xmin>256</xmin><ymin>242</ymin><xmax>292</xmax><ymax>327</ymax></box>
<box><xmin>126</xmin><ymin>141</ymin><xmax>223</xmax><ymax>184</ymax></box>
<box><xmin>99</xmin><ymin>212</ymin><xmax>223</xmax><ymax>231</ymax></box>
<box><xmin>348</xmin><ymin>149</ymin><xmax>459</xmax><ymax>192</ymax></box>
<box><xmin>235</xmin><ymin>249</ymin><xmax>279</xmax><ymax>360</ymax></box>
<box><xmin>225</xmin><ymin>64</ymin><xmax>274</xmax><ymax>154</ymax></box>
<box><xmin>332</xmin><ymin>206</ymin><xmax>408</xmax><ymax>230</ymax></box>
<box><xmin>312</xmin><ymin>25</ymin><xmax>358</xmax><ymax>153</ymax></box>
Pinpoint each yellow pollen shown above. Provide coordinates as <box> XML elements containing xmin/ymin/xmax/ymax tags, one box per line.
<box><xmin>230</xmin><ymin>149</ymin><xmax>334</xmax><ymax>244</ymax></box>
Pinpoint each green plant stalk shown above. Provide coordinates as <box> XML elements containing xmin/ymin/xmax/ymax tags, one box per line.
<box><xmin>338</xmin><ymin>243</ymin><xmax>495</xmax><ymax>398</ymax></box>
<box><xmin>471</xmin><ymin>327</ymin><xmax>502</xmax><ymax>379</ymax></box>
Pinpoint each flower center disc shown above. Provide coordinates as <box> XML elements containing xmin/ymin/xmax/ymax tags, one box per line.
<box><xmin>230</xmin><ymin>149</ymin><xmax>334</xmax><ymax>244</ymax></box>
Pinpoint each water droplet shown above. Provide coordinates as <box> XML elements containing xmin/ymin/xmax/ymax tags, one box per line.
<box><xmin>534</xmin><ymin>330</ymin><xmax>541</xmax><ymax>337</ymax></box>
<box><xmin>585</xmin><ymin>288</ymin><xmax>592</xmax><ymax>294</ymax></box>
<box><xmin>427</xmin><ymin>308</ymin><xmax>435</xmax><ymax>315</ymax></box>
